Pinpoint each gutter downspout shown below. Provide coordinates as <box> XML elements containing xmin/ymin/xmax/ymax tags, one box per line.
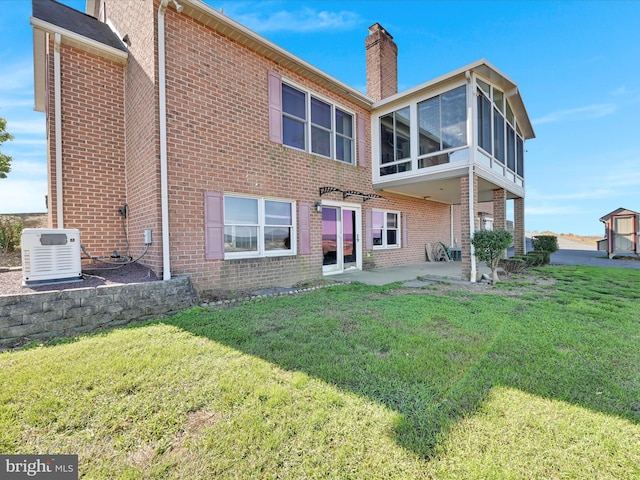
<box><xmin>468</xmin><ymin>166</ymin><xmax>477</xmax><ymax>282</ymax></box>
<box><xmin>54</xmin><ymin>32</ymin><xmax>63</xmax><ymax>228</ymax></box>
<box><xmin>158</xmin><ymin>0</ymin><xmax>171</xmax><ymax>280</ymax></box>
<box><xmin>450</xmin><ymin>205</ymin><xmax>454</xmax><ymax>246</ymax></box>
<box><xmin>465</xmin><ymin>69</ymin><xmax>476</xmax><ymax>282</ymax></box>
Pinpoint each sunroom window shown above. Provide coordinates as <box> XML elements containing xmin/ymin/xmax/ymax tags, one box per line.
<box><xmin>380</xmin><ymin>107</ymin><xmax>411</xmax><ymax>176</ymax></box>
<box><xmin>418</xmin><ymin>85</ymin><xmax>467</xmax><ymax>168</ymax></box>
<box><xmin>476</xmin><ymin>80</ymin><xmax>525</xmax><ymax>179</ymax></box>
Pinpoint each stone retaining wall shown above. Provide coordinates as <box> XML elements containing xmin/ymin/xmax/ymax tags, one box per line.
<box><xmin>0</xmin><ymin>277</ymin><xmax>198</xmax><ymax>349</ymax></box>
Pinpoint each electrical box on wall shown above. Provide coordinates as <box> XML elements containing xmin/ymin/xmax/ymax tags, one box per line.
<box><xmin>21</xmin><ymin>229</ymin><xmax>82</xmax><ymax>286</ymax></box>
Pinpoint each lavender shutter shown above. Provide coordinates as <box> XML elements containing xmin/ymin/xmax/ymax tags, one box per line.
<box><xmin>268</xmin><ymin>70</ymin><xmax>283</xmax><ymax>144</ymax></box>
<box><xmin>204</xmin><ymin>191</ymin><xmax>224</xmax><ymax>260</ymax></box>
<box><xmin>357</xmin><ymin>113</ymin><xmax>367</xmax><ymax>168</ymax></box>
<box><xmin>402</xmin><ymin>213</ymin><xmax>408</xmax><ymax>248</ymax></box>
<box><xmin>365</xmin><ymin>208</ymin><xmax>373</xmax><ymax>250</ymax></box>
<box><xmin>298</xmin><ymin>202</ymin><xmax>311</xmax><ymax>255</ymax></box>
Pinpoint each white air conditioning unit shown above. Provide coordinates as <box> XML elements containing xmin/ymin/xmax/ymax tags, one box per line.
<box><xmin>21</xmin><ymin>228</ymin><xmax>82</xmax><ymax>286</ymax></box>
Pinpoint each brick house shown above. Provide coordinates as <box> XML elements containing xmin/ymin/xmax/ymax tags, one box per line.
<box><xmin>30</xmin><ymin>0</ymin><xmax>534</xmax><ymax>294</ymax></box>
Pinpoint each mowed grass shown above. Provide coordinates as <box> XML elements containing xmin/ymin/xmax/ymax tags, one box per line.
<box><xmin>1</xmin><ymin>266</ymin><xmax>639</xmax><ymax>479</ymax></box>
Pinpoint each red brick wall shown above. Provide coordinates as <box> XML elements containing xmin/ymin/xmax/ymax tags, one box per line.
<box><xmin>51</xmin><ymin>3</ymin><xmax>463</xmax><ymax>293</ymax></box>
<box><xmin>104</xmin><ymin>0</ymin><xmax>164</xmax><ymax>273</ymax></box>
<box><xmin>158</xmin><ymin>12</ymin><xmax>452</xmax><ymax>292</ymax></box>
<box><xmin>47</xmin><ymin>40</ymin><xmax>127</xmax><ymax>259</ymax></box>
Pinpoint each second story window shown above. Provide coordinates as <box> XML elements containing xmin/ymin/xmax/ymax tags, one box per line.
<box><xmin>282</xmin><ymin>84</ymin><xmax>306</xmax><ymax>150</ymax></box>
<box><xmin>380</xmin><ymin>107</ymin><xmax>411</xmax><ymax>176</ymax></box>
<box><xmin>281</xmin><ymin>83</ymin><xmax>355</xmax><ymax>164</ymax></box>
<box><xmin>417</xmin><ymin>85</ymin><xmax>467</xmax><ymax>168</ymax></box>
<box><xmin>477</xmin><ymin>78</ymin><xmax>525</xmax><ymax>178</ymax></box>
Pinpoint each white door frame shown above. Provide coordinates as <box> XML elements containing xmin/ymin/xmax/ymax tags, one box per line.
<box><xmin>321</xmin><ymin>200</ymin><xmax>362</xmax><ymax>275</ymax></box>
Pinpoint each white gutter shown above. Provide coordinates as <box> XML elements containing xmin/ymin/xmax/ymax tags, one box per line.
<box><xmin>468</xmin><ymin>166</ymin><xmax>477</xmax><ymax>282</ymax></box>
<box><xmin>54</xmin><ymin>32</ymin><xmax>64</xmax><ymax>229</ymax></box>
<box><xmin>466</xmin><ymin>70</ymin><xmax>476</xmax><ymax>282</ymax></box>
<box><xmin>450</xmin><ymin>205</ymin><xmax>454</xmax><ymax>246</ymax></box>
<box><xmin>158</xmin><ymin>0</ymin><xmax>171</xmax><ymax>280</ymax></box>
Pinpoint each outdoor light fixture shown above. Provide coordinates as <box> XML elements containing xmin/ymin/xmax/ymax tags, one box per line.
<box><xmin>314</xmin><ymin>201</ymin><xmax>322</xmax><ymax>212</ymax></box>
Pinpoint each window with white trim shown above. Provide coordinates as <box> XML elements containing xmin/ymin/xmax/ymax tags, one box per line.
<box><xmin>282</xmin><ymin>82</ymin><xmax>355</xmax><ymax>163</ymax></box>
<box><xmin>380</xmin><ymin>107</ymin><xmax>411</xmax><ymax>176</ymax></box>
<box><xmin>224</xmin><ymin>195</ymin><xmax>295</xmax><ymax>258</ymax></box>
<box><xmin>476</xmin><ymin>79</ymin><xmax>525</xmax><ymax>178</ymax></box>
<box><xmin>372</xmin><ymin>210</ymin><xmax>400</xmax><ymax>248</ymax></box>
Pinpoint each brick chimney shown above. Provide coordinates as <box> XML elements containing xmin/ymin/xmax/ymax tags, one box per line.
<box><xmin>365</xmin><ymin>23</ymin><xmax>398</xmax><ymax>101</ymax></box>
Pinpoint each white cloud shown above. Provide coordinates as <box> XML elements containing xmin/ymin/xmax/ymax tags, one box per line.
<box><xmin>0</xmin><ymin>98</ymin><xmax>33</xmax><ymax>108</ymax></box>
<box><xmin>229</xmin><ymin>7</ymin><xmax>361</xmax><ymax>33</ymax></box>
<box><xmin>0</xmin><ymin>63</ymin><xmax>33</xmax><ymax>92</ymax></box>
<box><xmin>527</xmin><ymin>188</ymin><xmax>612</xmax><ymax>202</ymax></box>
<box><xmin>0</xmin><ymin>179</ymin><xmax>47</xmax><ymax>214</ymax></box>
<box><xmin>4</xmin><ymin>119</ymin><xmax>45</xmax><ymax>135</ymax></box>
<box><xmin>532</xmin><ymin>103</ymin><xmax>617</xmax><ymax>125</ymax></box>
<box><xmin>525</xmin><ymin>205</ymin><xmax>585</xmax><ymax>216</ymax></box>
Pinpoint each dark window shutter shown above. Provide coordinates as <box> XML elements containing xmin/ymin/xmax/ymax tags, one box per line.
<box><xmin>298</xmin><ymin>202</ymin><xmax>311</xmax><ymax>255</ymax></box>
<box><xmin>357</xmin><ymin>113</ymin><xmax>367</xmax><ymax>168</ymax></box>
<box><xmin>268</xmin><ymin>70</ymin><xmax>283</xmax><ymax>144</ymax></box>
<box><xmin>402</xmin><ymin>213</ymin><xmax>409</xmax><ymax>248</ymax></box>
<box><xmin>365</xmin><ymin>208</ymin><xmax>373</xmax><ymax>249</ymax></box>
<box><xmin>204</xmin><ymin>191</ymin><xmax>224</xmax><ymax>260</ymax></box>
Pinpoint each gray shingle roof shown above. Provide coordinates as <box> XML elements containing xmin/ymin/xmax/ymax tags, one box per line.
<box><xmin>32</xmin><ymin>0</ymin><xmax>127</xmax><ymax>52</ymax></box>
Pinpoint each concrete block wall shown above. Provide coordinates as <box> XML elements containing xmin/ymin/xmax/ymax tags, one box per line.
<box><xmin>0</xmin><ymin>277</ymin><xmax>198</xmax><ymax>350</ymax></box>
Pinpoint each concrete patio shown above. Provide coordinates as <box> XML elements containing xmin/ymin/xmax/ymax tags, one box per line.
<box><xmin>328</xmin><ymin>261</ymin><xmax>492</xmax><ymax>286</ymax></box>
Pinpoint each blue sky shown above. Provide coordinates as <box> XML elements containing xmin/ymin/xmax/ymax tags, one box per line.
<box><xmin>1</xmin><ymin>0</ymin><xmax>639</xmax><ymax>235</ymax></box>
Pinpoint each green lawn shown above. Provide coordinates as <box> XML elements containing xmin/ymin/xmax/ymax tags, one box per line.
<box><xmin>1</xmin><ymin>266</ymin><xmax>639</xmax><ymax>479</ymax></box>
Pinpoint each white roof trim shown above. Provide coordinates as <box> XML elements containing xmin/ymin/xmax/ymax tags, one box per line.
<box><xmin>372</xmin><ymin>58</ymin><xmax>535</xmax><ymax>140</ymax></box>
<box><xmin>30</xmin><ymin>17</ymin><xmax>128</xmax><ymax>64</ymax></box>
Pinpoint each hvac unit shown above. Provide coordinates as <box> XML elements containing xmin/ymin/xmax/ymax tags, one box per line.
<box><xmin>21</xmin><ymin>228</ymin><xmax>82</xmax><ymax>286</ymax></box>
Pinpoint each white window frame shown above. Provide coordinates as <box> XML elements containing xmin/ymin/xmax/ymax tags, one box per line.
<box><xmin>475</xmin><ymin>76</ymin><xmax>525</xmax><ymax>179</ymax></box>
<box><xmin>224</xmin><ymin>194</ymin><xmax>297</xmax><ymax>259</ymax></box>
<box><xmin>372</xmin><ymin>209</ymin><xmax>401</xmax><ymax>249</ymax></box>
<box><xmin>281</xmin><ymin>80</ymin><xmax>356</xmax><ymax>164</ymax></box>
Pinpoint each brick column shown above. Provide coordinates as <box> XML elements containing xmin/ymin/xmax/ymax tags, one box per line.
<box><xmin>514</xmin><ymin>197</ymin><xmax>525</xmax><ymax>255</ymax></box>
<box><xmin>492</xmin><ymin>188</ymin><xmax>507</xmax><ymax>231</ymax></box>
<box><xmin>493</xmin><ymin>188</ymin><xmax>507</xmax><ymax>259</ymax></box>
<box><xmin>461</xmin><ymin>173</ymin><xmax>478</xmax><ymax>281</ymax></box>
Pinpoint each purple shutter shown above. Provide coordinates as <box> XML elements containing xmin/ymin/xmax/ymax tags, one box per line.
<box><xmin>365</xmin><ymin>208</ymin><xmax>373</xmax><ymax>249</ymax></box>
<box><xmin>298</xmin><ymin>202</ymin><xmax>311</xmax><ymax>255</ymax></box>
<box><xmin>204</xmin><ymin>191</ymin><xmax>224</xmax><ymax>260</ymax></box>
<box><xmin>357</xmin><ymin>113</ymin><xmax>367</xmax><ymax>168</ymax></box>
<box><xmin>268</xmin><ymin>70</ymin><xmax>283</xmax><ymax>144</ymax></box>
<box><xmin>402</xmin><ymin>213</ymin><xmax>408</xmax><ymax>248</ymax></box>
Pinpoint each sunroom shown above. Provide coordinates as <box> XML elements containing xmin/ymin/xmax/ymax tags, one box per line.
<box><xmin>371</xmin><ymin>59</ymin><xmax>535</xmax><ymax>279</ymax></box>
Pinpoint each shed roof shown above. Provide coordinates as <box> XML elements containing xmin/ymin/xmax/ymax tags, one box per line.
<box><xmin>599</xmin><ymin>208</ymin><xmax>640</xmax><ymax>222</ymax></box>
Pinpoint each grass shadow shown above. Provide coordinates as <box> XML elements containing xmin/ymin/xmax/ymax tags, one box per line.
<box><xmin>160</xmin><ymin>268</ymin><xmax>640</xmax><ymax>458</ymax></box>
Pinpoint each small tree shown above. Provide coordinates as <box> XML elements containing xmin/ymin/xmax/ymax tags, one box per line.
<box><xmin>471</xmin><ymin>229</ymin><xmax>513</xmax><ymax>285</ymax></box>
<box><xmin>0</xmin><ymin>114</ymin><xmax>15</xmax><ymax>179</ymax></box>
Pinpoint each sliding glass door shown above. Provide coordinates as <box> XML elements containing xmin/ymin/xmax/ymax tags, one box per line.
<box><xmin>322</xmin><ymin>203</ymin><xmax>361</xmax><ymax>274</ymax></box>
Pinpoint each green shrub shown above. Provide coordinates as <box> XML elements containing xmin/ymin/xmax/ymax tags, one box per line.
<box><xmin>524</xmin><ymin>251</ymin><xmax>548</xmax><ymax>266</ymax></box>
<box><xmin>0</xmin><ymin>216</ymin><xmax>23</xmax><ymax>253</ymax></box>
<box><xmin>498</xmin><ymin>257</ymin><xmax>526</xmax><ymax>274</ymax></box>
<box><xmin>532</xmin><ymin>235</ymin><xmax>558</xmax><ymax>255</ymax></box>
